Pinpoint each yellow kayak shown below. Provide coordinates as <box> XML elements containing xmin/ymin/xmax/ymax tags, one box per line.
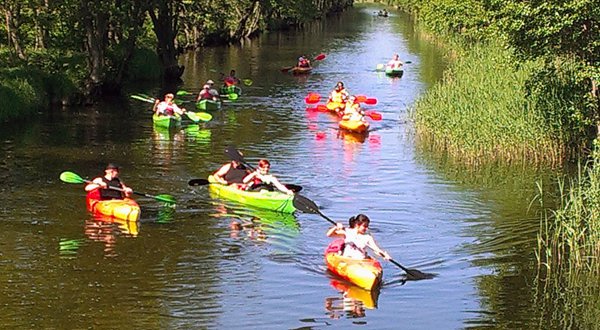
<box><xmin>325</xmin><ymin>239</ymin><xmax>383</xmax><ymax>291</ymax></box>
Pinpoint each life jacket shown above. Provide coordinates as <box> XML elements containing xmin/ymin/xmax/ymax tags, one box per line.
<box><xmin>331</xmin><ymin>89</ymin><xmax>347</xmax><ymax>103</ymax></box>
<box><xmin>223</xmin><ymin>164</ymin><xmax>248</xmax><ymax>184</ymax></box>
<box><xmin>99</xmin><ymin>177</ymin><xmax>124</xmax><ymax>200</ymax></box>
<box><xmin>224</xmin><ymin>77</ymin><xmax>236</xmax><ymax>86</ymax></box>
<box><xmin>299</xmin><ymin>59</ymin><xmax>310</xmax><ymax>68</ymax></box>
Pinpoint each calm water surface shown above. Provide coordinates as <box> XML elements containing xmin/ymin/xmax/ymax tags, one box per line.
<box><xmin>0</xmin><ymin>5</ymin><xmax>560</xmax><ymax>329</ymax></box>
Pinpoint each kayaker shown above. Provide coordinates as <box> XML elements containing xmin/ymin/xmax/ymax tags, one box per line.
<box><xmin>328</xmin><ymin>81</ymin><xmax>350</xmax><ymax>114</ymax></box>
<box><xmin>84</xmin><ymin>163</ymin><xmax>133</xmax><ymax>200</ymax></box>
<box><xmin>206</xmin><ymin>79</ymin><xmax>220</xmax><ymax>98</ymax></box>
<box><xmin>342</xmin><ymin>96</ymin><xmax>366</xmax><ymax>122</ymax></box>
<box><xmin>213</xmin><ymin>159</ymin><xmax>251</xmax><ymax>186</ymax></box>
<box><xmin>326</xmin><ymin>214</ymin><xmax>391</xmax><ymax>260</ymax></box>
<box><xmin>223</xmin><ymin>69</ymin><xmax>241</xmax><ymax>86</ymax></box>
<box><xmin>242</xmin><ymin>159</ymin><xmax>294</xmax><ymax>195</ymax></box>
<box><xmin>386</xmin><ymin>53</ymin><xmax>403</xmax><ymax>70</ymax></box>
<box><xmin>196</xmin><ymin>85</ymin><xmax>218</xmax><ymax>102</ymax></box>
<box><xmin>153</xmin><ymin>93</ymin><xmax>186</xmax><ymax>116</ymax></box>
<box><xmin>297</xmin><ymin>55</ymin><xmax>311</xmax><ymax>68</ymax></box>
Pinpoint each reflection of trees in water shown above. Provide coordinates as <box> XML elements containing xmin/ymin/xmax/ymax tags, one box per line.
<box><xmin>533</xmin><ymin>270</ymin><xmax>600</xmax><ymax>329</ymax></box>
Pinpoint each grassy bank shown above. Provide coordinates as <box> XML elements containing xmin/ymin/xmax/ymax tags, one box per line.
<box><xmin>412</xmin><ymin>42</ymin><xmax>563</xmax><ymax>166</ymax></box>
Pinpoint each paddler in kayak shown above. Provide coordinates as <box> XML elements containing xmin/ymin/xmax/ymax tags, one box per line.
<box><xmin>196</xmin><ymin>84</ymin><xmax>220</xmax><ymax>102</ymax></box>
<box><xmin>386</xmin><ymin>53</ymin><xmax>403</xmax><ymax>70</ymax></box>
<box><xmin>242</xmin><ymin>159</ymin><xmax>294</xmax><ymax>195</ymax></box>
<box><xmin>153</xmin><ymin>93</ymin><xmax>186</xmax><ymax>116</ymax></box>
<box><xmin>326</xmin><ymin>214</ymin><xmax>391</xmax><ymax>260</ymax></box>
<box><xmin>84</xmin><ymin>163</ymin><xmax>133</xmax><ymax>200</ymax></box>
<box><xmin>297</xmin><ymin>55</ymin><xmax>311</xmax><ymax>68</ymax></box>
<box><xmin>342</xmin><ymin>96</ymin><xmax>366</xmax><ymax>122</ymax></box>
<box><xmin>328</xmin><ymin>81</ymin><xmax>350</xmax><ymax>114</ymax></box>
<box><xmin>213</xmin><ymin>159</ymin><xmax>251</xmax><ymax>186</ymax></box>
<box><xmin>223</xmin><ymin>69</ymin><xmax>241</xmax><ymax>86</ymax></box>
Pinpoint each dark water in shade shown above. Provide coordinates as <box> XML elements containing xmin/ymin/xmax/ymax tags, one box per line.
<box><xmin>0</xmin><ymin>4</ymin><xmax>576</xmax><ymax>329</ymax></box>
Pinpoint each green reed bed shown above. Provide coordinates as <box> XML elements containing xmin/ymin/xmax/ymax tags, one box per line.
<box><xmin>412</xmin><ymin>43</ymin><xmax>562</xmax><ymax>166</ymax></box>
<box><xmin>536</xmin><ymin>151</ymin><xmax>600</xmax><ymax>272</ymax></box>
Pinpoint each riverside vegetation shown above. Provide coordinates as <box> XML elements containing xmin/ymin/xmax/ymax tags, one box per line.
<box><xmin>384</xmin><ymin>0</ymin><xmax>600</xmax><ymax>326</ymax></box>
<box><xmin>0</xmin><ymin>0</ymin><xmax>352</xmax><ymax>120</ymax></box>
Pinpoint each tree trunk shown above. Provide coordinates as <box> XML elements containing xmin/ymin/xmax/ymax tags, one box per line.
<box><xmin>3</xmin><ymin>4</ymin><xmax>26</xmax><ymax>60</ymax></box>
<box><xmin>148</xmin><ymin>1</ymin><xmax>184</xmax><ymax>81</ymax></box>
<box><xmin>80</xmin><ymin>1</ymin><xmax>109</xmax><ymax>102</ymax></box>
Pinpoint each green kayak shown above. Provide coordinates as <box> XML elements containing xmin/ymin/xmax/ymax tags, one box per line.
<box><xmin>385</xmin><ymin>68</ymin><xmax>404</xmax><ymax>77</ymax></box>
<box><xmin>207</xmin><ymin>175</ymin><xmax>296</xmax><ymax>213</ymax></box>
<box><xmin>153</xmin><ymin>113</ymin><xmax>182</xmax><ymax>128</ymax></box>
<box><xmin>196</xmin><ymin>99</ymin><xmax>222</xmax><ymax>111</ymax></box>
<box><xmin>220</xmin><ymin>85</ymin><xmax>242</xmax><ymax>96</ymax></box>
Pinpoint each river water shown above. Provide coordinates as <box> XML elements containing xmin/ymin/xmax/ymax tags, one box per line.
<box><xmin>0</xmin><ymin>5</ymin><xmax>568</xmax><ymax>329</ymax></box>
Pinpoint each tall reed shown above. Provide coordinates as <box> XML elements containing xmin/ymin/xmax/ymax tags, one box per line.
<box><xmin>412</xmin><ymin>42</ymin><xmax>562</xmax><ymax>166</ymax></box>
<box><xmin>536</xmin><ymin>145</ymin><xmax>600</xmax><ymax>272</ymax></box>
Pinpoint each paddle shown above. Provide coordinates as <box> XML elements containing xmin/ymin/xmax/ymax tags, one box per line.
<box><xmin>356</xmin><ymin>95</ymin><xmax>378</xmax><ymax>105</ymax></box>
<box><xmin>131</xmin><ymin>93</ymin><xmax>212</xmax><ymax>122</ymax></box>
<box><xmin>59</xmin><ymin>171</ymin><xmax>176</xmax><ymax>204</ymax></box>
<box><xmin>187</xmin><ymin>178</ymin><xmax>303</xmax><ymax>193</ymax></box>
<box><xmin>305</xmin><ymin>93</ymin><xmax>321</xmax><ymax>104</ymax></box>
<box><xmin>376</xmin><ymin>60</ymin><xmax>412</xmax><ymax>71</ymax></box>
<box><xmin>223</xmin><ymin>146</ymin><xmax>303</xmax><ymax>193</ymax></box>
<box><xmin>364</xmin><ymin>110</ymin><xmax>382</xmax><ymax>121</ymax></box>
<box><xmin>292</xmin><ymin>194</ymin><xmax>433</xmax><ymax>280</ymax></box>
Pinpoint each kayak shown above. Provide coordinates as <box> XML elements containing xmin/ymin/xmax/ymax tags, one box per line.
<box><xmin>326</xmin><ymin>101</ymin><xmax>345</xmax><ymax>114</ymax></box>
<box><xmin>152</xmin><ymin>113</ymin><xmax>182</xmax><ymax>128</ymax></box>
<box><xmin>86</xmin><ymin>191</ymin><xmax>140</xmax><ymax>221</ymax></box>
<box><xmin>339</xmin><ymin>118</ymin><xmax>369</xmax><ymax>133</ymax></box>
<box><xmin>325</xmin><ymin>239</ymin><xmax>383</xmax><ymax>291</ymax></box>
<box><xmin>290</xmin><ymin>66</ymin><xmax>312</xmax><ymax>74</ymax></box>
<box><xmin>207</xmin><ymin>175</ymin><xmax>296</xmax><ymax>213</ymax></box>
<box><xmin>220</xmin><ymin>85</ymin><xmax>242</xmax><ymax>96</ymax></box>
<box><xmin>196</xmin><ymin>99</ymin><xmax>222</xmax><ymax>111</ymax></box>
<box><xmin>385</xmin><ymin>68</ymin><xmax>404</xmax><ymax>77</ymax></box>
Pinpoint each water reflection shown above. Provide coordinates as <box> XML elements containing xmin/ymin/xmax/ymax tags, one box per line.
<box><xmin>210</xmin><ymin>202</ymin><xmax>300</xmax><ymax>243</ymax></box>
<box><xmin>325</xmin><ymin>279</ymin><xmax>380</xmax><ymax>320</ymax></box>
<box><xmin>83</xmin><ymin>215</ymin><xmax>139</xmax><ymax>257</ymax></box>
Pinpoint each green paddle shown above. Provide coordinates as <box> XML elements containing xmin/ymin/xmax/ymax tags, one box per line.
<box><xmin>228</xmin><ymin>93</ymin><xmax>238</xmax><ymax>100</ymax></box>
<box><xmin>131</xmin><ymin>94</ymin><xmax>155</xmax><ymax>103</ymax></box>
<box><xmin>185</xmin><ymin>111</ymin><xmax>212</xmax><ymax>122</ymax></box>
<box><xmin>59</xmin><ymin>171</ymin><xmax>176</xmax><ymax>204</ymax></box>
<box><xmin>292</xmin><ymin>194</ymin><xmax>434</xmax><ymax>281</ymax></box>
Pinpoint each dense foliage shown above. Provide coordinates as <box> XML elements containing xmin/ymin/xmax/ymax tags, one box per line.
<box><xmin>0</xmin><ymin>0</ymin><xmax>352</xmax><ymax>114</ymax></box>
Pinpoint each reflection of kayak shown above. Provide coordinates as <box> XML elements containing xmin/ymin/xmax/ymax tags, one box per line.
<box><xmin>207</xmin><ymin>175</ymin><xmax>296</xmax><ymax>213</ymax></box>
<box><xmin>330</xmin><ymin>279</ymin><xmax>379</xmax><ymax>309</ymax></box>
<box><xmin>86</xmin><ymin>191</ymin><xmax>140</xmax><ymax>221</ymax></box>
<box><xmin>325</xmin><ymin>239</ymin><xmax>383</xmax><ymax>291</ymax></box>
<box><xmin>385</xmin><ymin>68</ymin><xmax>403</xmax><ymax>77</ymax></box>
<box><xmin>339</xmin><ymin>119</ymin><xmax>369</xmax><ymax>133</ymax></box>
<box><xmin>153</xmin><ymin>113</ymin><xmax>182</xmax><ymax>128</ymax></box>
<box><xmin>290</xmin><ymin>66</ymin><xmax>312</xmax><ymax>74</ymax></box>
<box><xmin>339</xmin><ymin>130</ymin><xmax>368</xmax><ymax>143</ymax></box>
<box><xmin>196</xmin><ymin>99</ymin><xmax>222</xmax><ymax>111</ymax></box>
<box><xmin>90</xmin><ymin>214</ymin><xmax>140</xmax><ymax>237</ymax></box>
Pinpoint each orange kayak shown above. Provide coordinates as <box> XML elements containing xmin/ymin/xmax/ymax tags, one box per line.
<box><xmin>326</xmin><ymin>101</ymin><xmax>345</xmax><ymax>113</ymax></box>
<box><xmin>339</xmin><ymin>119</ymin><xmax>369</xmax><ymax>133</ymax></box>
<box><xmin>325</xmin><ymin>239</ymin><xmax>383</xmax><ymax>291</ymax></box>
<box><xmin>86</xmin><ymin>191</ymin><xmax>140</xmax><ymax>221</ymax></box>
